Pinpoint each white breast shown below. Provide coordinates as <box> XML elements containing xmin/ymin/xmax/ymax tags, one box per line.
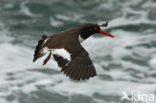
<box><xmin>51</xmin><ymin>48</ymin><xmax>71</xmax><ymax>61</ymax></box>
<box><xmin>78</xmin><ymin>35</ymin><xmax>84</xmax><ymax>43</ymax></box>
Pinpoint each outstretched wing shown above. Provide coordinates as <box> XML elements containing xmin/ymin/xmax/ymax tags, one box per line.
<box><xmin>52</xmin><ymin>43</ymin><xmax>97</xmax><ymax>80</ymax></box>
<box><xmin>61</xmin><ymin>50</ymin><xmax>97</xmax><ymax>80</ymax></box>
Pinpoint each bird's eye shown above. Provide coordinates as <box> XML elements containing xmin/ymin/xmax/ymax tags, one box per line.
<box><xmin>94</xmin><ymin>26</ymin><xmax>98</xmax><ymax>30</ymax></box>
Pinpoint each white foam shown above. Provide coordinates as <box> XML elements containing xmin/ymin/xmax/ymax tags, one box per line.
<box><xmin>1</xmin><ymin>1</ymin><xmax>156</xmax><ymax>103</ymax></box>
<box><xmin>149</xmin><ymin>54</ymin><xmax>156</xmax><ymax>69</ymax></box>
<box><xmin>55</xmin><ymin>13</ymin><xmax>85</xmax><ymax>23</ymax></box>
<box><xmin>98</xmin><ymin>0</ymin><xmax>156</xmax><ymax>29</ymax></box>
<box><xmin>20</xmin><ymin>0</ymin><xmax>41</xmax><ymax>17</ymax></box>
<box><xmin>56</xmin><ymin>14</ymin><xmax>70</xmax><ymax>21</ymax></box>
<box><xmin>50</xmin><ymin>17</ymin><xmax>63</xmax><ymax>27</ymax></box>
<box><xmin>0</xmin><ymin>42</ymin><xmax>59</xmax><ymax>72</ymax></box>
<box><xmin>48</xmin><ymin>78</ymin><xmax>156</xmax><ymax>97</ymax></box>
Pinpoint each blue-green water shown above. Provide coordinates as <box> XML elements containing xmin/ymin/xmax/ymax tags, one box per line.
<box><xmin>0</xmin><ymin>0</ymin><xmax>156</xmax><ymax>103</ymax></box>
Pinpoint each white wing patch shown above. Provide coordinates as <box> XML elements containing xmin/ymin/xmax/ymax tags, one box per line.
<box><xmin>42</xmin><ymin>47</ymin><xmax>49</xmax><ymax>54</ymax></box>
<box><xmin>43</xmin><ymin>38</ymin><xmax>49</xmax><ymax>45</ymax></box>
<box><xmin>41</xmin><ymin>38</ymin><xmax>49</xmax><ymax>54</ymax></box>
<box><xmin>51</xmin><ymin>48</ymin><xmax>71</xmax><ymax>61</ymax></box>
<box><xmin>78</xmin><ymin>35</ymin><xmax>84</xmax><ymax>43</ymax></box>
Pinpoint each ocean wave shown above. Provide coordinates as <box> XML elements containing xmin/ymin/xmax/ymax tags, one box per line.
<box><xmin>0</xmin><ymin>0</ymin><xmax>156</xmax><ymax>103</ymax></box>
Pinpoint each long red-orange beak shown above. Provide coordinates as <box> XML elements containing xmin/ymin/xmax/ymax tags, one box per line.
<box><xmin>99</xmin><ymin>30</ymin><xmax>115</xmax><ymax>38</ymax></box>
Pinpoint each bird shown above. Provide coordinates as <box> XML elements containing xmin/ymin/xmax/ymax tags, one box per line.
<box><xmin>33</xmin><ymin>22</ymin><xmax>115</xmax><ymax>80</ymax></box>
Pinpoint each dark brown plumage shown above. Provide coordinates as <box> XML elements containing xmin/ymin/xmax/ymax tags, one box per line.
<box><xmin>33</xmin><ymin>23</ymin><xmax>114</xmax><ymax>80</ymax></box>
<box><xmin>33</xmin><ymin>35</ymin><xmax>48</xmax><ymax>62</ymax></box>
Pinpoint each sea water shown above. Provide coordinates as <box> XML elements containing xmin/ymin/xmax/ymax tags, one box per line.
<box><xmin>0</xmin><ymin>0</ymin><xmax>156</xmax><ymax>103</ymax></box>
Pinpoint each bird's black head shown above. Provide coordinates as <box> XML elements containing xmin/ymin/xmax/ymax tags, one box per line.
<box><xmin>79</xmin><ymin>23</ymin><xmax>114</xmax><ymax>40</ymax></box>
<box><xmin>79</xmin><ymin>24</ymin><xmax>100</xmax><ymax>39</ymax></box>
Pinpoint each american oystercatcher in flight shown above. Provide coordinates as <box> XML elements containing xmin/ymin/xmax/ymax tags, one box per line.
<box><xmin>33</xmin><ymin>22</ymin><xmax>114</xmax><ymax>80</ymax></box>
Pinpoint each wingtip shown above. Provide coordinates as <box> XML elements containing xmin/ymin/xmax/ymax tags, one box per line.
<box><xmin>33</xmin><ymin>59</ymin><xmax>36</xmax><ymax>63</ymax></box>
<box><xmin>33</xmin><ymin>57</ymin><xmax>38</xmax><ymax>63</ymax></box>
<box><xmin>61</xmin><ymin>64</ymin><xmax>97</xmax><ymax>81</ymax></box>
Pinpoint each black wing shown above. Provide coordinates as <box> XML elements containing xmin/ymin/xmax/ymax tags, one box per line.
<box><xmin>52</xmin><ymin>44</ymin><xmax>97</xmax><ymax>80</ymax></box>
<box><xmin>62</xmin><ymin>50</ymin><xmax>97</xmax><ymax>80</ymax></box>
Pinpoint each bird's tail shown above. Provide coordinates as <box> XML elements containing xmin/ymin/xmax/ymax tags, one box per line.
<box><xmin>33</xmin><ymin>35</ymin><xmax>49</xmax><ymax>62</ymax></box>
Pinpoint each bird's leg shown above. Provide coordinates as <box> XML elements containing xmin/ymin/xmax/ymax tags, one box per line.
<box><xmin>43</xmin><ymin>52</ymin><xmax>52</xmax><ymax>66</ymax></box>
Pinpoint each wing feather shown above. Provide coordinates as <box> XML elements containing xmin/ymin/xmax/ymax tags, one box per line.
<box><xmin>51</xmin><ymin>36</ymin><xmax>97</xmax><ymax>80</ymax></box>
